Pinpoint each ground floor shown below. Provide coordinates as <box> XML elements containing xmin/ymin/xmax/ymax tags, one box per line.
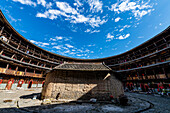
<box><xmin>0</xmin><ymin>75</ymin><xmax>45</xmax><ymax>90</ymax></box>
<box><xmin>124</xmin><ymin>81</ymin><xmax>170</xmax><ymax>96</ymax></box>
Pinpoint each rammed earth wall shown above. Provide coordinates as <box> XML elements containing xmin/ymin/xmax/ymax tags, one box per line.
<box><xmin>41</xmin><ymin>70</ymin><xmax>124</xmax><ymax>101</ymax></box>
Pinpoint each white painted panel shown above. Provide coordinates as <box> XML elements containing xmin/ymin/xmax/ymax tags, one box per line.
<box><xmin>0</xmin><ymin>83</ymin><xmax>6</xmax><ymax>89</ymax></box>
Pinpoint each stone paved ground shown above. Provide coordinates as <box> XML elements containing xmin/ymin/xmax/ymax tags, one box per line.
<box><xmin>0</xmin><ymin>88</ymin><xmax>42</xmax><ymax>113</ymax></box>
<box><xmin>0</xmin><ymin>88</ymin><xmax>169</xmax><ymax>113</ymax></box>
<box><xmin>125</xmin><ymin>92</ymin><xmax>170</xmax><ymax>113</ymax></box>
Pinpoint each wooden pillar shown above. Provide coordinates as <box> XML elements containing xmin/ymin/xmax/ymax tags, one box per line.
<box><xmin>25</xmin><ymin>45</ymin><xmax>29</xmax><ymax>53</ymax></box>
<box><xmin>0</xmin><ymin>49</ymin><xmax>4</xmax><ymax>55</ymax></box>
<box><xmin>5</xmin><ymin>64</ymin><xmax>9</xmax><ymax>73</ymax></box>
<box><xmin>20</xmin><ymin>57</ymin><xmax>24</xmax><ymax>62</ymax></box>
<box><xmin>11</xmin><ymin>54</ymin><xmax>15</xmax><ymax>59</ymax></box>
<box><xmin>40</xmin><ymin>51</ymin><xmax>42</xmax><ymax>58</ymax></box>
<box><xmin>15</xmin><ymin>66</ymin><xmax>18</xmax><ymax>75</ymax></box>
<box><xmin>0</xmin><ymin>26</ymin><xmax>4</xmax><ymax>35</ymax></box>
<box><xmin>37</xmin><ymin>62</ymin><xmax>39</xmax><ymax>66</ymax></box>
<box><xmin>162</xmin><ymin>67</ymin><xmax>168</xmax><ymax>78</ymax></box>
<box><xmin>29</xmin><ymin>60</ymin><xmax>32</xmax><ymax>64</ymax></box>
<box><xmin>33</xmin><ymin>48</ymin><xmax>35</xmax><ymax>55</ymax></box>
<box><xmin>7</xmin><ymin>34</ymin><xmax>12</xmax><ymax>43</ymax></box>
<box><xmin>43</xmin><ymin>64</ymin><xmax>46</xmax><ymax>67</ymax></box>
<box><xmin>163</xmin><ymin>37</ymin><xmax>168</xmax><ymax>47</ymax></box>
<box><xmin>17</xmin><ymin>40</ymin><xmax>21</xmax><ymax>49</ymax></box>
<box><xmin>152</xmin><ymin>69</ymin><xmax>157</xmax><ymax>79</ymax></box>
<box><xmin>153</xmin><ymin>42</ymin><xmax>158</xmax><ymax>51</ymax></box>
<box><xmin>144</xmin><ymin>70</ymin><xmax>148</xmax><ymax>80</ymax></box>
<box><xmin>24</xmin><ymin>68</ymin><xmax>27</xmax><ymax>76</ymax></box>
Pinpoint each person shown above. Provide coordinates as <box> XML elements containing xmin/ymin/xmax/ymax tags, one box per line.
<box><xmin>0</xmin><ymin>33</ymin><xmax>8</xmax><ymax>42</ymax></box>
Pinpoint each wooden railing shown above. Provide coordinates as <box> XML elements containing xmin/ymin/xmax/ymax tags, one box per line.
<box><xmin>25</xmin><ymin>72</ymin><xmax>42</xmax><ymax>78</ymax></box>
<box><xmin>6</xmin><ymin>69</ymin><xmax>16</xmax><ymax>75</ymax></box>
<box><xmin>0</xmin><ymin>68</ymin><xmax>6</xmax><ymax>73</ymax></box>
<box><xmin>0</xmin><ymin>67</ymin><xmax>42</xmax><ymax>78</ymax></box>
<box><xmin>16</xmin><ymin>71</ymin><xmax>25</xmax><ymax>76</ymax></box>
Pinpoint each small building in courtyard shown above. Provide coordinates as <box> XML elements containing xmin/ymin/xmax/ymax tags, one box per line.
<box><xmin>41</xmin><ymin>63</ymin><xmax>124</xmax><ymax>101</ymax></box>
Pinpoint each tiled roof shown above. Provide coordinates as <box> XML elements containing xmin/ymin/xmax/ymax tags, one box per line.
<box><xmin>54</xmin><ymin>63</ymin><xmax>111</xmax><ymax>71</ymax></box>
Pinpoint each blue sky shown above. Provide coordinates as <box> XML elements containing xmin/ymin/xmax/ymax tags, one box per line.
<box><xmin>0</xmin><ymin>0</ymin><xmax>169</xmax><ymax>59</ymax></box>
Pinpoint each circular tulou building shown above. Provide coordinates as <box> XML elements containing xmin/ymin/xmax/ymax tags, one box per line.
<box><xmin>0</xmin><ymin>10</ymin><xmax>169</xmax><ymax>100</ymax></box>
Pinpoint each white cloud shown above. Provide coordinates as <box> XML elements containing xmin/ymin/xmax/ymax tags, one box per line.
<box><xmin>30</xmin><ymin>40</ymin><xmax>49</xmax><ymax>47</ymax></box>
<box><xmin>53</xmin><ymin>45</ymin><xmax>62</xmax><ymax>49</ymax></box>
<box><xmin>85</xmin><ymin>29</ymin><xmax>100</xmax><ymax>33</ymax></box>
<box><xmin>8</xmin><ymin>15</ymin><xmax>17</xmax><ymax>22</ymax></box>
<box><xmin>12</xmin><ymin>0</ymin><xmax>36</xmax><ymax>7</ymax></box>
<box><xmin>117</xmin><ymin>33</ymin><xmax>130</xmax><ymax>40</ymax></box>
<box><xmin>106</xmin><ymin>33</ymin><xmax>114</xmax><ymax>42</ymax></box>
<box><xmin>56</xmin><ymin>2</ymin><xmax>78</xmax><ymax>15</ymax></box>
<box><xmin>87</xmin><ymin>0</ymin><xmax>103</xmax><ymax>13</ymax></box>
<box><xmin>133</xmin><ymin>9</ymin><xmax>153</xmax><ymax>17</ymax></box>
<box><xmin>36</xmin><ymin>1</ymin><xmax>107</xmax><ymax>28</ymax></box>
<box><xmin>115</xmin><ymin>17</ymin><xmax>121</xmax><ymax>22</ymax></box>
<box><xmin>20</xmin><ymin>7</ymin><xmax>24</xmax><ymax>9</ymax></box>
<box><xmin>88</xmin><ymin>44</ymin><xmax>95</xmax><ymax>47</ymax></box>
<box><xmin>56</xmin><ymin>36</ymin><xmax>63</xmax><ymax>40</ymax></box>
<box><xmin>108</xmin><ymin>0</ymin><xmax>154</xmax><ymax>18</ymax></box>
<box><xmin>36</xmin><ymin>0</ymin><xmax>52</xmax><ymax>8</ymax></box>
<box><xmin>49</xmin><ymin>36</ymin><xmax>72</xmax><ymax>43</ymax></box>
<box><xmin>37</xmin><ymin>0</ymin><xmax>46</xmax><ymax>7</ymax></box>
<box><xmin>74</xmin><ymin>0</ymin><xmax>83</xmax><ymax>7</ymax></box>
<box><xmin>65</xmin><ymin>44</ymin><xmax>74</xmax><ymax>48</ymax></box>
<box><xmin>77</xmin><ymin>54</ymin><xmax>82</xmax><ymax>56</ymax></box>
<box><xmin>119</xmin><ymin>25</ymin><xmax>131</xmax><ymax>32</ymax></box>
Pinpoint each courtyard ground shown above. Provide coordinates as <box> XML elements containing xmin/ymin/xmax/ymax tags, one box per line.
<box><xmin>0</xmin><ymin>88</ymin><xmax>169</xmax><ymax>113</ymax></box>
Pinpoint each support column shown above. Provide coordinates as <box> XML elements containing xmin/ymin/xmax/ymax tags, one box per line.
<box><xmin>17</xmin><ymin>40</ymin><xmax>21</xmax><ymax>49</ymax></box>
<box><xmin>152</xmin><ymin>69</ymin><xmax>157</xmax><ymax>79</ymax></box>
<box><xmin>7</xmin><ymin>34</ymin><xmax>12</xmax><ymax>44</ymax></box>
<box><xmin>162</xmin><ymin>67</ymin><xmax>168</xmax><ymax>79</ymax></box>
<box><xmin>15</xmin><ymin>66</ymin><xmax>18</xmax><ymax>75</ymax></box>
<box><xmin>0</xmin><ymin>49</ymin><xmax>4</xmax><ymax>55</ymax></box>
<box><xmin>5</xmin><ymin>64</ymin><xmax>9</xmax><ymax>73</ymax></box>
<box><xmin>24</xmin><ymin>68</ymin><xmax>27</xmax><ymax>76</ymax></box>
<box><xmin>0</xmin><ymin>26</ymin><xmax>4</xmax><ymax>35</ymax></box>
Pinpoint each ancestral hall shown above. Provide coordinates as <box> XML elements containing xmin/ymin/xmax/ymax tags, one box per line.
<box><xmin>0</xmin><ymin>9</ymin><xmax>169</xmax><ymax>95</ymax></box>
<box><xmin>41</xmin><ymin>63</ymin><xmax>124</xmax><ymax>100</ymax></box>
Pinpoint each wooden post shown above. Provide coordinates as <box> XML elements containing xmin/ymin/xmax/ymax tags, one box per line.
<box><xmin>33</xmin><ymin>48</ymin><xmax>35</xmax><ymax>55</ymax></box>
<box><xmin>20</xmin><ymin>57</ymin><xmax>24</xmax><ymax>62</ymax></box>
<box><xmin>37</xmin><ymin>62</ymin><xmax>39</xmax><ymax>66</ymax></box>
<box><xmin>15</xmin><ymin>66</ymin><xmax>18</xmax><ymax>75</ymax></box>
<box><xmin>29</xmin><ymin>60</ymin><xmax>32</xmax><ymax>64</ymax></box>
<box><xmin>25</xmin><ymin>45</ymin><xmax>29</xmax><ymax>53</ymax></box>
<box><xmin>152</xmin><ymin>69</ymin><xmax>157</xmax><ymax>79</ymax></box>
<box><xmin>17</xmin><ymin>40</ymin><xmax>21</xmax><ymax>49</ymax></box>
<box><xmin>144</xmin><ymin>70</ymin><xmax>148</xmax><ymax>80</ymax></box>
<box><xmin>11</xmin><ymin>54</ymin><xmax>15</xmax><ymax>59</ymax></box>
<box><xmin>7</xmin><ymin>34</ymin><xmax>12</xmax><ymax>43</ymax></box>
<box><xmin>0</xmin><ymin>49</ymin><xmax>4</xmax><ymax>55</ymax></box>
<box><xmin>43</xmin><ymin>64</ymin><xmax>46</xmax><ymax>67</ymax></box>
<box><xmin>24</xmin><ymin>68</ymin><xmax>27</xmax><ymax>76</ymax></box>
<box><xmin>163</xmin><ymin>37</ymin><xmax>168</xmax><ymax>47</ymax></box>
<box><xmin>162</xmin><ymin>67</ymin><xmax>168</xmax><ymax>79</ymax></box>
<box><xmin>154</xmin><ymin>42</ymin><xmax>158</xmax><ymax>51</ymax></box>
<box><xmin>5</xmin><ymin>64</ymin><xmax>9</xmax><ymax>73</ymax></box>
<box><xmin>0</xmin><ymin>26</ymin><xmax>4</xmax><ymax>35</ymax></box>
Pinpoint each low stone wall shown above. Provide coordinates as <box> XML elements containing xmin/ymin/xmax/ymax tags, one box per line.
<box><xmin>42</xmin><ymin>70</ymin><xmax>124</xmax><ymax>101</ymax></box>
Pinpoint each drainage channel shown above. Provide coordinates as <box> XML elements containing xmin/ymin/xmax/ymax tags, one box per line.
<box><xmin>128</xmin><ymin>96</ymin><xmax>154</xmax><ymax>113</ymax></box>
